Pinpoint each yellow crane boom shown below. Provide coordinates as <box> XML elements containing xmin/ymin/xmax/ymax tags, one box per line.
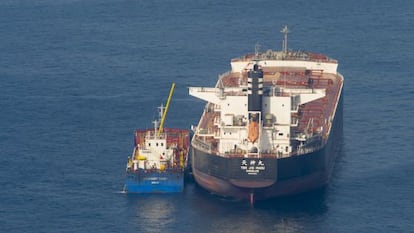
<box><xmin>157</xmin><ymin>83</ymin><xmax>175</xmax><ymax>137</ymax></box>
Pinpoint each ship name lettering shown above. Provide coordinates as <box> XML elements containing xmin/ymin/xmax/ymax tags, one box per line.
<box><xmin>247</xmin><ymin>170</ymin><xmax>258</xmax><ymax>175</ymax></box>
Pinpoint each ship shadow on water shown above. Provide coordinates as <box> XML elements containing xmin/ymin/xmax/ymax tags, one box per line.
<box><xmin>120</xmin><ymin>180</ymin><xmax>332</xmax><ymax>232</ymax></box>
<box><xmin>253</xmin><ymin>187</ymin><xmax>329</xmax><ymax>214</ymax></box>
<box><xmin>190</xmin><ymin>180</ymin><xmax>329</xmax><ymax>214</ymax></box>
<box><xmin>183</xmin><ymin>183</ymin><xmax>331</xmax><ymax>233</ymax></box>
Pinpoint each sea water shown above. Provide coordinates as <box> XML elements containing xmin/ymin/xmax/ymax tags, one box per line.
<box><xmin>1</xmin><ymin>0</ymin><xmax>413</xmax><ymax>232</ymax></box>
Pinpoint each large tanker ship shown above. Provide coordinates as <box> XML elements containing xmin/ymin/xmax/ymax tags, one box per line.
<box><xmin>189</xmin><ymin>27</ymin><xmax>344</xmax><ymax>203</ymax></box>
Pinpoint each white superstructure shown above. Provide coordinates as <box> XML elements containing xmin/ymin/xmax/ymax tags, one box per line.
<box><xmin>189</xmin><ymin>52</ymin><xmax>336</xmax><ymax>158</ymax></box>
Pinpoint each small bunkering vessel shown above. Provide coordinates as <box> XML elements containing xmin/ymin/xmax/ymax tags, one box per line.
<box><xmin>124</xmin><ymin>83</ymin><xmax>190</xmax><ymax>193</ymax></box>
<box><xmin>189</xmin><ymin>26</ymin><xmax>344</xmax><ymax>203</ymax></box>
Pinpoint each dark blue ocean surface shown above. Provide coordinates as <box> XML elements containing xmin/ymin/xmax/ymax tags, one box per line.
<box><xmin>1</xmin><ymin>0</ymin><xmax>413</xmax><ymax>232</ymax></box>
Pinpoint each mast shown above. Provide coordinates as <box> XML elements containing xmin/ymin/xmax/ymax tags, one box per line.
<box><xmin>281</xmin><ymin>25</ymin><xmax>290</xmax><ymax>54</ymax></box>
<box><xmin>157</xmin><ymin>83</ymin><xmax>175</xmax><ymax>137</ymax></box>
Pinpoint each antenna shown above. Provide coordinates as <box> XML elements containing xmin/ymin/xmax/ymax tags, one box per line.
<box><xmin>254</xmin><ymin>43</ymin><xmax>261</xmax><ymax>62</ymax></box>
<box><xmin>281</xmin><ymin>25</ymin><xmax>290</xmax><ymax>54</ymax></box>
<box><xmin>153</xmin><ymin>119</ymin><xmax>159</xmax><ymax>135</ymax></box>
<box><xmin>158</xmin><ymin>103</ymin><xmax>165</xmax><ymax>121</ymax></box>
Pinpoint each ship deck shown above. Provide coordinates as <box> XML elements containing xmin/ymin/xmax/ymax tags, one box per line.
<box><xmin>193</xmin><ymin>65</ymin><xmax>343</xmax><ymax>157</ymax></box>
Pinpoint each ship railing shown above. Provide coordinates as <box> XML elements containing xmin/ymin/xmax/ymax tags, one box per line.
<box><xmin>296</xmin><ymin>138</ymin><xmax>324</xmax><ymax>155</ymax></box>
<box><xmin>207</xmin><ymin>102</ymin><xmax>220</xmax><ymax>112</ymax></box>
<box><xmin>190</xmin><ymin>87</ymin><xmax>217</xmax><ymax>93</ymax></box>
<box><xmin>224</xmin><ymin>147</ymin><xmax>324</xmax><ymax>158</ymax></box>
<box><xmin>129</xmin><ymin>167</ymin><xmax>184</xmax><ymax>174</ymax></box>
<box><xmin>192</xmin><ymin>138</ymin><xmax>212</xmax><ymax>153</ymax></box>
<box><xmin>194</xmin><ymin>103</ymin><xmax>213</xmax><ymax>134</ymax></box>
<box><xmin>145</xmin><ymin>131</ymin><xmax>167</xmax><ymax>140</ymax></box>
<box><xmin>197</xmin><ymin>127</ymin><xmax>215</xmax><ymax>136</ymax></box>
<box><xmin>324</xmin><ymin>73</ymin><xmax>344</xmax><ymax>138</ymax></box>
<box><xmin>216</xmin><ymin>71</ymin><xmax>231</xmax><ymax>88</ymax></box>
<box><xmin>233</xmin><ymin>51</ymin><xmax>338</xmax><ymax>64</ymax></box>
<box><xmin>297</xmin><ymin>146</ymin><xmax>321</xmax><ymax>155</ymax></box>
<box><xmin>224</xmin><ymin>152</ymin><xmax>286</xmax><ymax>159</ymax></box>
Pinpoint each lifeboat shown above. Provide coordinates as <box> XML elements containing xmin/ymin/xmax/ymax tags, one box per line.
<box><xmin>248</xmin><ymin>121</ymin><xmax>259</xmax><ymax>143</ymax></box>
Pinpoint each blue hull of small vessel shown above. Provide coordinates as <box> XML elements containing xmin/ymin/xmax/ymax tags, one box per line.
<box><xmin>125</xmin><ymin>170</ymin><xmax>184</xmax><ymax>193</ymax></box>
